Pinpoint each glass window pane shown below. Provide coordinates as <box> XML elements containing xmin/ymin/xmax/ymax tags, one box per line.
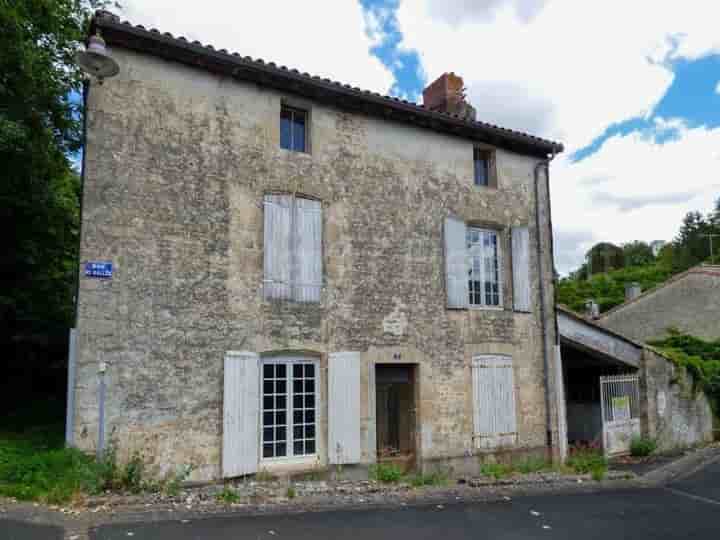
<box><xmin>305</xmin><ymin>440</ymin><xmax>315</xmax><ymax>454</ymax></box>
<box><xmin>294</xmin><ymin>380</ymin><xmax>303</xmax><ymax>393</ymax></box>
<box><xmin>294</xmin><ymin>410</ymin><xmax>303</xmax><ymax>424</ymax></box>
<box><xmin>263</xmin><ymin>364</ymin><xmax>274</xmax><ymax>378</ymax></box>
<box><xmin>275</xmin><ymin>411</ymin><xmax>284</xmax><ymax>425</ymax></box>
<box><xmin>294</xmin><ymin>426</ymin><xmax>303</xmax><ymax>439</ymax></box>
<box><xmin>293</xmin><ymin>112</ymin><xmax>306</xmax><ymax>152</ymax></box>
<box><xmin>263</xmin><ymin>396</ymin><xmax>273</xmax><ymax>410</ymax></box>
<box><xmin>305</xmin><ymin>410</ymin><xmax>315</xmax><ymax>423</ymax></box>
<box><xmin>263</xmin><ymin>427</ymin><xmax>273</xmax><ymax>442</ymax></box>
<box><xmin>276</xmin><ymin>380</ymin><xmax>286</xmax><ymax>394</ymax></box>
<box><xmin>276</xmin><ymin>364</ymin><xmax>286</xmax><ymax>378</ymax></box>
<box><xmin>263</xmin><ymin>380</ymin><xmax>274</xmax><ymax>394</ymax></box>
<box><xmin>294</xmin><ymin>395</ymin><xmax>303</xmax><ymax>409</ymax></box>
<box><xmin>280</xmin><ymin>108</ymin><xmax>292</xmax><ymax>150</ymax></box>
<box><xmin>263</xmin><ymin>443</ymin><xmax>274</xmax><ymax>458</ymax></box>
<box><xmin>276</xmin><ymin>442</ymin><xmax>286</xmax><ymax>457</ymax></box>
<box><xmin>305</xmin><ymin>394</ymin><xmax>314</xmax><ymax>408</ymax></box>
<box><xmin>263</xmin><ymin>412</ymin><xmax>273</xmax><ymax>425</ymax></box>
<box><xmin>293</xmin><ymin>364</ymin><xmax>303</xmax><ymax>378</ymax></box>
<box><xmin>294</xmin><ymin>441</ymin><xmax>304</xmax><ymax>455</ymax></box>
<box><xmin>306</xmin><ymin>424</ymin><xmax>315</xmax><ymax>438</ymax></box>
<box><xmin>304</xmin><ymin>364</ymin><xmax>314</xmax><ymax>377</ymax></box>
<box><xmin>276</xmin><ymin>426</ymin><xmax>286</xmax><ymax>441</ymax></box>
<box><xmin>276</xmin><ymin>395</ymin><xmax>286</xmax><ymax>409</ymax></box>
<box><xmin>305</xmin><ymin>379</ymin><xmax>314</xmax><ymax>393</ymax></box>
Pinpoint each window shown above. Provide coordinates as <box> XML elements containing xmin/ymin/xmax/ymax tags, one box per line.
<box><xmin>262</xmin><ymin>358</ymin><xmax>317</xmax><ymax>459</ymax></box>
<box><xmin>467</xmin><ymin>227</ymin><xmax>501</xmax><ymax>307</ymax></box>
<box><xmin>473</xmin><ymin>148</ymin><xmax>493</xmax><ymax>187</ymax></box>
<box><xmin>471</xmin><ymin>355</ymin><xmax>517</xmax><ymax>449</ymax></box>
<box><xmin>444</xmin><ymin>217</ymin><xmax>503</xmax><ymax>309</ymax></box>
<box><xmin>280</xmin><ymin>105</ymin><xmax>307</xmax><ymax>152</ymax></box>
<box><xmin>263</xmin><ymin>194</ymin><xmax>322</xmax><ymax>302</ymax></box>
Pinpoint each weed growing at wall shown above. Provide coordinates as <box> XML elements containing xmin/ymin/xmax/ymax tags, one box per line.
<box><xmin>369</xmin><ymin>463</ymin><xmax>403</xmax><ymax>483</ymax></box>
<box><xmin>630</xmin><ymin>437</ymin><xmax>657</xmax><ymax>457</ymax></box>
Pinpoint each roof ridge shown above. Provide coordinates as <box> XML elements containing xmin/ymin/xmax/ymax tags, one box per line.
<box><xmin>91</xmin><ymin>10</ymin><xmax>563</xmax><ymax>153</ymax></box>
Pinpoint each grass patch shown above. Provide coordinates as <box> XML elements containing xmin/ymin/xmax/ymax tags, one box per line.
<box><xmin>478</xmin><ymin>462</ymin><xmax>514</xmax><ymax>480</ymax></box>
<box><xmin>408</xmin><ymin>470</ymin><xmax>449</xmax><ymax>487</ymax></box>
<box><xmin>216</xmin><ymin>486</ymin><xmax>240</xmax><ymax>504</ymax></box>
<box><xmin>369</xmin><ymin>463</ymin><xmax>403</xmax><ymax>483</ymax></box>
<box><xmin>630</xmin><ymin>437</ymin><xmax>657</xmax><ymax>457</ymax></box>
<box><xmin>566</xmin><ymin>446</ymin><xmax>608</xmax><ymax>480</ymax></box>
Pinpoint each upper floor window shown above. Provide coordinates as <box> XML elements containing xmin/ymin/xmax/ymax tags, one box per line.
<box><xmin>474</xmin><ymin>148</ymin><xmax>494</xmax><ymax>187</ymax></box>
<box><xmin>467</xmin><ymin>227</ymin><xmax>501</xmax><ymax>307</ymax></box>
<box><xmin>280</xmin><ymin>105</ymin><xmax>307</xmax><ymax>152</ymax></box>
<box><xmin>263</xmin><ymin>194</ymin><xmax>322</xmax><ymax>302</ymax></box>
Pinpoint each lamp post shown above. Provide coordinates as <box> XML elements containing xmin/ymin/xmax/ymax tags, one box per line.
<box><xmin>66</xmin><ymin>30</ymin><xmax>119</xmax><ymax>455</ymax></box>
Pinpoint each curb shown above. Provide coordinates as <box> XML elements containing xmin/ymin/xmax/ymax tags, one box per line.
<box><xmin>639</xmin><ymin>446</ymin><xmax>720</xmax><ymax>486</ymax></box>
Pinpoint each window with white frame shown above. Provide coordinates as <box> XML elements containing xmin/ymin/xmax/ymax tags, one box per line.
<box><xmin>263</xmin><ymin>194</ymin><xmax>322</xmax><ymax>302</ymax></box>
<box><xmin>467</xmin><ymin>227</ymin><xmax>501</xmax><ymax>307</ymax></box>
<box><xmin>262</xmin><ymin>357</ymin><xmax>317</xmax><ymax>460</ymax></box>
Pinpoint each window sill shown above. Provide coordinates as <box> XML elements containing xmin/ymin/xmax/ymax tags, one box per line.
<box><xmin>260</xmin><ymin>455</ymin><xmax>320</xmax><ymax>470</ymax></box>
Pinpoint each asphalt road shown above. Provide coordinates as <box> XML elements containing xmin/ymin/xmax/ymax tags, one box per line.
<box><xmin>3</xmin><ymin>519</ymin><xmax>63</xmax><ymax>540</ymax></box>
<box><xmin>90</xmin><ymin>484</ymin><xmax>720</xmax><ymax>540</ymax></box>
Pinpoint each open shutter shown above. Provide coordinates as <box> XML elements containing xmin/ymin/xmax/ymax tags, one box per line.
<box><xmin>512</xmin><ymin>226</ymin><xmax>531</xmax><ymax>312</ymax></box>
<box><xmin>263</xmin><ymin>195</ymin><xmax>292</xmax><ymax>299</ymax></box>
<box><xmin>294</xmin><ymin>198</ymin><xmax>322</xmax><ymax>302</ymax></box>
<box><xmin>471</xmin><ymin>355</ymin><xmax>517</xmax><ymax>449</ymax></box>
<box><xmin>328</xmin><ymin>351</ymin><xmax>361</xmax><ymax>464</ymax></box>
<box><xmin>223</xmin><ymin>351</ymin><xmax>259</xmax><ymax>477</ymax></box>
<box><xmin>444</xmin><ymin>216</ymin><xmax>469</xmax><ymax>308</ymax></box>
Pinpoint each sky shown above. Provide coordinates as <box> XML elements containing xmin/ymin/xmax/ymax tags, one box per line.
<box><xmin>117</xmin><ymin>0</ymin><xmax>720</xmax><ymax>274</ymax></box>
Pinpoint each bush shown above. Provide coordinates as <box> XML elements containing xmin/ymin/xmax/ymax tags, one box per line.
<box><xmin>216</xmin><ymin>486</ymin><xmax>240</xmax><ymax>504</ymax></box>
<box><xmin>630</xmin><ymin>437</ymin><xmax>657</xmax><ymax>457</ymax></box>
<box><xmin>369</xmin><ymin>463</ymin><xmax>403</xmax><ymax>483</ymax></box>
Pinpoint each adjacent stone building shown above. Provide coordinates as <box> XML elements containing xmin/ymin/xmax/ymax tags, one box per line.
<box><xmin>69</xmin><ymin>12</ymin><xmax>566</xmax><ymax>481</ymax></box>
<box><xmin>599</xmin><ymin>265</ymin><xmax>720</xmax><ymax>342</ymax></box>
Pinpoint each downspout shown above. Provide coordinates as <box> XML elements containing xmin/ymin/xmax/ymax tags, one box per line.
<box><xmin>533</xmin><ymin>154</ymin><xmax>556</xmax><ymax>455</ymax></box>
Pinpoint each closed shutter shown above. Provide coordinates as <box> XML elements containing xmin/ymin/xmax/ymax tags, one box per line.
<box><xmin>223</xmin><ymin>351</ymin><xmax>260</xmax><ymax>477</ymax></box>
<box><xmin>471</xmin><ymin>355</ymin><xmax>517</xmax><ymax>449</ymax></box>
<box><xmin>444</xmin><ymin>216</ymin><xmax>469</xmax><ymax>308</ymax></box>
<box><xmin>328</xmin><ymin>351</ymin><xmax>361</xmax><ymax>464</ymax></box>
<box><xmin>263</xmin><ymin>195</ymin><xmax>292</xmax><ymax>299</ymax></box>
<box><xmin>512</xmin><ymin>226</ymin><xmax>531</xmax><ymax>312</ymax></box>
<box><xmin>294</xmin><ymin>198</ymin><xmax>322</xmax><ymax>302</ymax></box>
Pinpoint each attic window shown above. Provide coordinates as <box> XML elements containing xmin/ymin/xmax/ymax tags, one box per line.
<box><xmin>474</xmin><ymin>148</ymin><xmax>495</xmax><ymax>187</ymax></box>
<box><xmin>280</xmin><ymin>105</ymin><xmax>307</xmax><ymax>152</ymax></box>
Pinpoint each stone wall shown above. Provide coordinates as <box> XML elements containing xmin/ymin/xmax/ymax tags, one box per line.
<box><xmin>641</xmin><ymin>349</ymin><xmax>714</xmax><ymax>451</ymax></box>
<box><xmin>74</xmin><ymin>46</ymin><xmax>558</xmax><ymax>481</ymax></box>
<box><xmin>601</xmin><ymin>268</ymin><xmax>720</xmax><ymax>342</ymax></box>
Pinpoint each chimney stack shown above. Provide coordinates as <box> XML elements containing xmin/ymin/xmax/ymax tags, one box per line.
<box><xmin>585</xmin><ymin>300</ymin><xmax>600</xmax><ymax>319</ymax></box>
<box><xmin>422</xmin><ymin>72</ymin><xmax>477</xmax><ymax>121</ymax></box>
<box><xmin>625</xmin><ymin>282</ymin><xmax>642</xmax><ymax>302</ymax></box>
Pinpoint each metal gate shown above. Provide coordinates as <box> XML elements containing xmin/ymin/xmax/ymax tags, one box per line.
<box><xmin>600</xmin><ymin>374</ymin><xmax>641</xmax><ymax>456</ymax></box>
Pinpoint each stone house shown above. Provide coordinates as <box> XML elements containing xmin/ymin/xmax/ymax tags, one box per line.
<box><xmin>69</xmin><ymin>11</ymin><xmax>566</xmax><ymax>482</ymax></box>
<box><xmin>599</xmin><ymin>265</ymin><xmax>720</xmax><ymax>342</ymax></box>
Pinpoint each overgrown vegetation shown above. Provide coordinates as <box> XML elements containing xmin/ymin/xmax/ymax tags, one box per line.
<box><xmin>216</xmin><ymin>486</ymin><xmax>241</xmax><ymax>504</ymax></box>
<box><xmin>408</xmin><ymin>470</ymin><xmax>449</xmax><ymax>487</ymax></box>
<box><xmin>565</xmin><ymin>445</ymin><xmax>608</xmax><ymax>480</ymax></box>
<box><xmin>478</xmin><ymin>462</ymin><xmax>514</xmax><ymax>479</ymax></box>
<box><xmin>649</xmin><ymin>332</ymin><xmax>720</xmax><ymax>415</ymax></box>
<box><xmin>630</xmin><ymin>437</ymin><xmax>657</xmax><ymax>457</ymax></box>
<box><xmin>369</xmin><ymin>463</ymin><xmax>404</xmax><ymax>483</ymax></box>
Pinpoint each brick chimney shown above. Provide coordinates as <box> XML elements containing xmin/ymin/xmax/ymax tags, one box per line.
<box><xmin>422</xmin><ymin>72</ymin><xmax>477</xmax><ymax>121</ymax></box>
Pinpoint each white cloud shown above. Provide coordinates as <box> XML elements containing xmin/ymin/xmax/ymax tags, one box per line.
<box><xmin>716</xmin><ymin>80</ymin><xmax>720</xmax><ymax>94</ymax></box>
<box><xmin>551</xmin><ymin>120</ymin><xmax>720</xmax><ymax>273</ymax></box>
<box><xmin>396</xmin><ymin>0</ymin><xmax>720</xmax><ymax>272</ymax></box>
<box><xmin>118</xmin><ymin>1</ymin><xmax>394</xmax><ymax>93</ymax></box>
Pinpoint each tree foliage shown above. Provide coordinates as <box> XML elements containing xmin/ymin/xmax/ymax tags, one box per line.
<box><xmin>0</xmin><ymin>0</ymin><xmax>102</xmax><ymax>333</ymax></box>
<box><xmin>621</xmin><ymin>240</ymin><xmax>654</xmax><ymax>267</ymax></box>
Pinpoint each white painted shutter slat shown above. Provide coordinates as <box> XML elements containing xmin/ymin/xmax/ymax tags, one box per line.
<box><xmin>512</xmin><ymin>226</ymin><xmax>531</xmax><ymax>312</ymax></box>
<box><xmin>223</xmin><ymin>351</ymin><xmax>259</xmax><ymax>478</ymax></box>
<box><xmin>263</xmin><ymin>195</ymin><xmax>292</xmax><ymax>299</ymax></box>
<box><xmin>328</xmin><ymin>351</ymin><xmax>361</xmax><ymax>464</ymax></box>
<box><xmin>444</xmin><ymin>216</ymin><xmax>469</xmax><ymax>308</ymax></box>
<box><xmin>294</xmin><ymin>198</ymin><xmax>322</xmax><ymax>302</ymax></box>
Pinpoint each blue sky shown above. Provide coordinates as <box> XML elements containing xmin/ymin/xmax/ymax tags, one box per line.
<box><xmin>116</xmin><ymin>0</ymin><xmax>720</xmax><ymax>273</ymax></box>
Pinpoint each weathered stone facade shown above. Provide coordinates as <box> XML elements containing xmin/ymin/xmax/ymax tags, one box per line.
<box><xmin>600</xmin><ymin>265</ymin><xmax>720</xmax><ymax>342</ymax></box>
<box><xmin>641</xmin><ymin>349</ymin><xmax>714</xmax><ymax>451</ymax></box>
<box><xmin>73</xmin><ymin>41</ymin><xmax>559</xmax><ymax>481</ymax></box>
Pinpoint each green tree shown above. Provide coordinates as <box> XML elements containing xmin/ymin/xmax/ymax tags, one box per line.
<box><xmin>672</xmin><ymin>211</ymin><xmax>715</xmax><ymax>271</ymax></box>
<box><xmin>0</xmin><ymin>1</ymin><xmax>108</xmax><ymax>333</ymax></box>
<box><xmin>586</xmin><ymin>242</ymin><xmax>624</xmax><ymax>275</ymax></box>
<box><xmin>622</xmin><ymin>241</ymin><xmax>655</xmax><ymax>267</ymax></box>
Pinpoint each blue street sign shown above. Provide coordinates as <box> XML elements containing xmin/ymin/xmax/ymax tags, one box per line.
<box><xmin>85</xmin><ymin>261</ymin><xmax>113</xmax><ymax>279</ymax></box>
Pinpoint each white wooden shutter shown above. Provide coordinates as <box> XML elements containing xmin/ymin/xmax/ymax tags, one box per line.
<box><xmin>328</xmin><ymin>351</ymin><xmax>361</xmax><ymax>464</ymax></box>
<box><xmin>263</xmin><ymin>195</ymin><xmax>292</xmax><ymax>299</ymax></box>
<box><xmin>512</xmin><ymin>226</ymin><xmax>531</xmax><ymax>312</ymax></box>
<box><xmin>294</xmin><ymin>198</ymin><xmax>322</xmax><ymax>302</ymax></box>
<box><xmin>444</xmin><ymin>216</ymin><xmax>469</xmax><ymax>308</ymax></box>
<box><xmin>223</xmin><ymin>351</ymin><xmax>259</xmax><ymax>477</ymax></box>
<box><xmin>471</xmin><ymin>355</ymin><xmax>517</xmax><ymax>449</ymax></box>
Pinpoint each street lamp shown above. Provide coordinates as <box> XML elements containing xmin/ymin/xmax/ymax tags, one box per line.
<box><xmin>76</xmin><ymin>31</ymin><xmax>119</xmax><ymax>84</ymax></box>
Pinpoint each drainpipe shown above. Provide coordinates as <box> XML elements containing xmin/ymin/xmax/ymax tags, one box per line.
<box><xmin>533</xmin><ymin>154</ymin><xmax>557</xmax><ymax>457</ymax></box>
